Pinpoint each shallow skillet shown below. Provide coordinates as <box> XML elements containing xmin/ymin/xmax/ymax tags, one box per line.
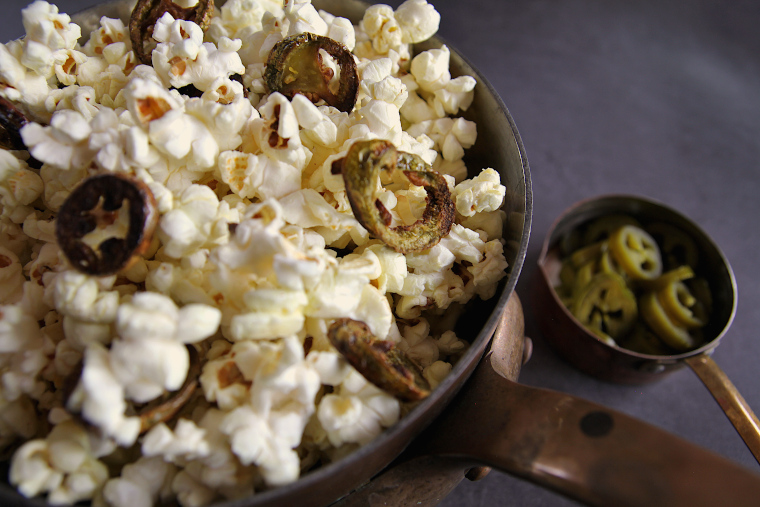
<box><xmin>4</xmin><ymin>1</ymin><xmax>760</xmax><ymax>507</ymax></box>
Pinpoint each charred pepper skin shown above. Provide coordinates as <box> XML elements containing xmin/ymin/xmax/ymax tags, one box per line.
<box><xmin>56</xmin><ymin>173</ymin><xmax>158</xmax><ymax>276</ymax></box>
<box><xmin>0</xmin><ymin>97</ymin><xmax>31</xmax><ymax>151</ymax></box>
<box><xmin>129</xmin><ymin>0</ymin><xmax>215</xmax><ymax>65</ymax></box>
<box><xmin>265</xmin><ymin>32</ymin><xmax>360</xmax><ymax>113</ymax></box>
<box><xmin>328</xmin><ymin>318</ymin><xmax>431</xmax><ymax>402</ymax></box>
<box><xmin>340</xmin><ymin>139</ymin><xmax>455</xmax><ymax>254</ymax></box>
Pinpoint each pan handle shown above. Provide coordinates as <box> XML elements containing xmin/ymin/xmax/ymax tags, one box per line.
<box><xmin>416</xmin><ymin>293</ymin><xmax>760</xmax><ymax>507</ymax></box>
<box><xmin>684</xmin><ymin>353</ymin><xmax>760</xmax><ymax>464</ymax></box>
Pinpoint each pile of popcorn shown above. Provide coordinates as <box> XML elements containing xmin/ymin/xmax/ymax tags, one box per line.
<box><xmin>0</xmin><ymin>0</ymin><xmax>510</xmax><ymax>505</ymax></box>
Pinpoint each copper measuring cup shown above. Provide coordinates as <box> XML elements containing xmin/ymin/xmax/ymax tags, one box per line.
<box><xmin>534</xmin><ymin>194</ymin><xmax>760</xmax><ymax>464</ymax></box>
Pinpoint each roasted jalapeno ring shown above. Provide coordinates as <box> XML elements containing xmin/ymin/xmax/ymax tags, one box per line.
<box><xmin>56</xmin><ymin>173</ymin><xmax>158</xmax><ymax>276</ymax></box>
<box><xmin>570</xmin><ymin>272</ymin><xmax>638</xmax><ymax>341</ymax></box>
<box><xmin>265</xmin><ymin>32</ymin><xmax>359</xmax><ymax>113</ymax></box>
<box><xmin>609</xmin><ymin>224</ymin><xmax>663</xmax><ymax>281</ymax></box>
<box><xmin>328</xmin><ymin>318</ymin><xmax>431</xmax><ymax>402</ymax></box>
<box><xmin>0</xmin><ymin>97</ymin><xmax>31</xmax><ymax>151</ymax></box>
<box><xmin>341</xmin><ymin>139</ymin><xmax>455</xmax><ymax>254</ymax></box>
<box><xmin>129</xmin><ymin>0</ymin><xmax>215</xmax><ymax>65</ymax></box>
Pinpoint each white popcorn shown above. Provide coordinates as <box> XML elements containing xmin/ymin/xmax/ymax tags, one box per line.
<box><xmin>254</xmin><ymin>92</ymin><xmax>311</xmax><ymax>169</ymax></box>
<box><xmin>124</xmin><ymin>75</ymin><xmax>183</xmax><ymax>126</ymax></box>
<box><xmin>323</xmin><ymin>14</ymin><xmax>356</xmax><ymax>51</ymax></box>
<box><xmin>21</xmin><ymin>110</ymin><xmax>96</xmax><ymax>170</ymax></box>
<box><xmin>111</xmin><ymin>292</ymin><xmax>220</xmax><ymax>401</ymax></box>
<box><xmin>0</xmin><ymin>152</ymin><xmax>43</xmax><ymax>211</ymax></box>
<box><xmin>218</xmin><ymin>150</ymin><xmax>302</xmax><ymax>201</ymax></box>
<box><xmin>19</xmin><ymin>1</ymin><xmax>81</xmax><ymax>79</ymax></box>
<box><xmin>317</xmin><ymin>370</ymin><xmax>399</xmax><ymax>447</ymax></box>
<box><xmin>395</xmin><ymin>0</ymin><xmax>440</xmax><ymax>44</ymax></box>
<box><xmin>142</xmin><ymin>419</ymin><xmax>210</xmax><ymax>463</ymax></box>
<box><xmin>453</xmin><ymin>168</ymin><xmax>506</xmax><ymax>217</ymax></box>
<box><xmin>359</xmin><ymin>4</ymin><xmax>403</xmax><ymax>55</ymax></box>
<box><xmin>284</xmin><ymin>0</ymin><xmax>328</xmax><ymax>36</ymax></box>
<box><xmin>52</xmin><ymin>271</ymin><xmax>119</xmax><ymax>324</ymax></box>
<box><xmin>468</xmin><ymin>239</ymin><xmax>510</xmax><ymax>299</ymax></box>
<box><xmin>9</xmin><ymin>421</ymin><xmax>108</xmax><ymax>505</ymax></box>
<box><xmin>102</xmin><ymin>456</ymin><xmax>176</xmax><ymax>507</ymax></box>
<box><xmin>43</xmin><ymin>85</ymin><xmax>100</xmax><ymax>123</ymax></box>
<box><xmin>207</xmin><ymin>0</ymin><xmax>284</xmax><ymax>42</ymax></box>
<box><xmin>0</xmin><ymin>41</ymin><xmax>49</xmax><ymax>111</ymax></box>
<box><xmin>66</xmin><ymin>344</ymin><xmax>141</xmax><ymax>447</ymax></box>
<box><xmin>82</xmin><ymin>16</ymin><xmax>130</xmax><ymax>57</ymax></box>
<box><xmin>158</xmin><ymin>184</ymin><xmax>224</xmax><ymax>259</ymax></box>
<box><xmin>152</xmin><ymin>13</ymin><xmax>245</xmax><ymax>92</ymax></box>
<box><xmin>422</xmin><ymin>360</ymin><xmax>451</xmax><ymax>389</ymax></box>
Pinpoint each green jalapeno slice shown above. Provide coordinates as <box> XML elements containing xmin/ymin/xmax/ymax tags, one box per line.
<box><xmin>571</xmin><ymin>272</ymin><xmax>638</xmax><ymax>340</ymax></box>
<box><xmin>646</xmin><ymin>222</ymin><xmax>699</xmax><ymax>270</ymax></box>
<box><xmin>328</xmin><ymin>318</ymin><xmax>430</xmax><ymax>402</ymax></box>
<box><xmin>130</xmin><ymin>0</ymin><xmax>215</xmax><ymax>65</ymax></box>
<box><xmin>609</xmin><ymin>224</ymin><xmax>663</xmax><ymax>281</ymax></box>
<box><xmin>657</xmin><ymin>280</ymin><xmax>707</xmax><ymax>329</ymax></box>
<box><xmin>640</xmin><ymin>290</ymin><xmax>696</xmax><ymax>351</ymax></box>
<box><xmin>583</xmin><ymin>214</ymin><xmax>641</xmax><ymax>245</ymax></box>
<box><xmin>266</xmin><ymin>33</ymin><xmax>359</xmax><ymax>113</ymax></box>
<box><xmin>340</xmin><ymin>139</ymin><xmax>455</xmax><ymax>254</ymax></box>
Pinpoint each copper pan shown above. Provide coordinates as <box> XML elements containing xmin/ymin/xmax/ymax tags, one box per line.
<box><xmin>535</xmin><ymin>194</ymin><xmax>760</xmax><ymax>465</ymax></box>
<box><xmin>3</xmin><ymin>2</ymin><xmax>760</xmax><ymax>507</ymax></box>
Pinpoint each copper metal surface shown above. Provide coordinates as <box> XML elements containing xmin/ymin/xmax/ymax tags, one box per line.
<box><xmin>535</xmin><ymin>194</ymin><xmax>760</xmax><ymax>464</ymax></box>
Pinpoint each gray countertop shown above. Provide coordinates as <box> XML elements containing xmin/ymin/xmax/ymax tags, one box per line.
<box><xmin>4</xmin><ymin>0</ymin><xmax>760</xmax><ymax>505</ymax></box>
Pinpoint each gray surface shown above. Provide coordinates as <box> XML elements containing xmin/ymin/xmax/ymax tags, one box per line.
<box><xmin>3</xmin><ymin>0</ymin><xmax>760</xmax><ymax>506</ymax></box>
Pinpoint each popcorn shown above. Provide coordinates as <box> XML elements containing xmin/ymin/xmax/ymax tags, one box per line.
<box><xmin>9</xmin><ymin>420</ymin><xmax>108</xmax><ymax>505</ymax></box>
<box><xmin>317</xmin><ymin>370</ymin><xmax>400</xmax><ymax>447</ymax></box>
<box><xmin>359</xmin><ymin>5</ymin><xmax>402</xmax><ymax>55</ymax></box>
<box><xmin>152</xmin><ymin>13</ymin><xmax>245</xmax><ymax>92</ymax></box>
<box><xmin>395</xmin><ymin>0</ymin><xmax>441</xmax><ymax>44</ymax></box>
<box><xmin>453</xmin><ymin>167</ymin><xmax>506</xmax><ymax>217</ymax></box>
<box><xmin>19</xmin><ymin>1</ymin><xmax>81</xmax><ymax>80</ymax></box>
<box><xmin>0</xmin><ymin>0</ymin><xmax>512</xmax><ymax>503</ymax></box>
<box><xmin>21</xmin><ymin>109</ymin><xmax>96</xmax><ymax>170</ymax></box>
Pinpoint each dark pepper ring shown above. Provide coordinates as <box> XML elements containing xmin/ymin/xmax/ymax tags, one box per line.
<box><xmin>56</xmin><ymin>173</ymin><xmax>158</xmax><ymax>276</ymax></box>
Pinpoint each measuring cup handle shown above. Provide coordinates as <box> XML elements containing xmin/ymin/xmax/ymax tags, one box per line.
<box><xmin>415</xmin><ymin>294</ymin><xmax>760</xmax><ymax>507</ymax></box>
<box><xmin>685</xmin><ymin>353</ymin><xmax>760</xmax><ymax>464</ymax></box>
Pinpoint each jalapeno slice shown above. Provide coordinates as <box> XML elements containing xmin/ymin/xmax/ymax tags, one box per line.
<box><xmin>129</xmin><ymin>0</ymin><xmax>215</xmax><ymax>65</ymax></box>
<box><xmin>657</xmin><ymin>280</ymin><xmax>707</xmax><ymax>329</ymax></box>
<box><xmin>640</xmin><ymin>290</ymin><xmax>696</xmax><ymax>351</ymax></box>
<box><xmin>571</xmin><ymin>272</ymin><xmax>638</xmax><ymax>340</ymax></box>
<box><xmin>265</xmin><ymin>33</ymin><xmax>359</xmax><ymax>113</ymax></box>
<box><xmin>56</xmin><ymin>173</ymin><xmax>158</xmax><ymax>276</ymax></box>
<box><xmin>341</xmin><ymin>139</ymin><xmax>455</xmax><ymax>254</ymax></box>
<box><xmin>583</xmin><ymin>214</ymin><xmax>641</xmax><ymax>245</ymax></box>
<box><xmin>646</xmin><ymin>222</ymin><xmax>699</xmax><ymax>270</ymax></box>
<box><xmin>328</xmin><ymin>318</ymin><xmax>430</xmax><ymax>402</ymax></box>
<box><xmin>618</xmin><ymin>323</ymin><xmax>673</xmax><ymax>355</ymax></box>
<box><xmin>609</xmin><ymin>224</ymin><xmax>662</xmax><ymax>281</ymax></box>
<box><xmin>0</xmin><ymin>97</ymin><xmax>31</xmax><ymax>151</ymax></box>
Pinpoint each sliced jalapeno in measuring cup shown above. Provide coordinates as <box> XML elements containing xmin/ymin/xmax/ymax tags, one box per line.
<box><xmin>609</xmin><ymin>224</ymin><xmax>663</xmax><ymax>281</ymax></box>
<box><xmin>571</xmin><ymin>272</ymin><xmax>638</xmax><ymax>341</ymax></box>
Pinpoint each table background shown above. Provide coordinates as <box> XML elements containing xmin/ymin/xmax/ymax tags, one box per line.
<box><xmin>3</xmin><ymin>0</ymin><xmax>760</xmax><ymax>505</ymax></box>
